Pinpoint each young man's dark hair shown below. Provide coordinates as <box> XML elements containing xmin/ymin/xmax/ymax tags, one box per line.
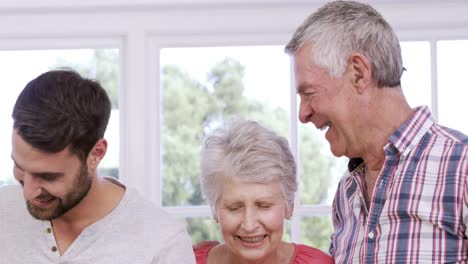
<box><xmin>12</xmin><ymin>69</ymin><xmax>111</xmax><ymax>161</ymax></box>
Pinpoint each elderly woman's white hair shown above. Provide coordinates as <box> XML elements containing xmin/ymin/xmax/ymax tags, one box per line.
<box><xmin>200</xmin><ymin>118</ymin><xmax>297</xmax><ymax>218</ymax></box>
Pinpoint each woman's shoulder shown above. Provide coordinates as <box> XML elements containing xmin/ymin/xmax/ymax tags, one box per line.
<box><xmin>291</xmin><ymin>244</ymin><xmax>334</xmax><ymax>264</ymax></box>
<box><xmin>193</xmin><ymin>242</ymin><xmax>220</xmax><ymax>264</ymax></box>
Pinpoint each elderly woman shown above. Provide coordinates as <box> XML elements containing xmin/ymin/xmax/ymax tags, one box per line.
<box><xmin>195</xmin><ymin>119</ymin><xmax>333</xmax><ymax>264</ymax></box>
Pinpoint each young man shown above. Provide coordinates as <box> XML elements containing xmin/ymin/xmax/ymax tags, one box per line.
<box><xmin>0</xmin><ymin>69</ymin><xmax>195</xmax><ymax>263</ymax></box>
<box><xmin>286</xmin><ymin>1</ymin><xmax>468</xmax><ymax>263</ymax></box>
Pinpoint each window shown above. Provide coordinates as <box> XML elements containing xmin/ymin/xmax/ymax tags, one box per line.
<box><xmin>0</xmin><ymin>49</ymin><xmax>120</xmax><ymax>186</ymax></box>
<box><xmin>437</xmin><ymin>40</ymin><xmax>468</xmax><ymax>132</ymax></box>
<box><xmin>400</xmin><ymin>41</ymin><xmax>432</xmax><ymax>109</ymax></box>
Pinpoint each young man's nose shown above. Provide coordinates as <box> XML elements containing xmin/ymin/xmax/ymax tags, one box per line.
<box><xmin>22</xmin><ymin>174</ymin><xmax>43</xmax><ymax>201</ymax></box>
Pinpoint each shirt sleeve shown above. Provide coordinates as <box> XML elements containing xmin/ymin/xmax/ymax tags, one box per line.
<box><xmin>152</xmin><ymin>230</ymin><xmax>196</xmax><ymax>264</ymax></box>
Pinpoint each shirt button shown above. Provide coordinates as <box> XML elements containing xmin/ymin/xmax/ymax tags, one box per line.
<box><xmin>46</xmin><ymin>228</ymin><xmax>52</xmax><ymax>234</ymax></box>
<box><xmin>51</xmin><ymin>246</ymin><xmax>58</xmax><ymax>252</ymax></box>
<box><xmin>368</xmin><ymin>231</ymin><xmax>374</xmax><ymax>239</ymax></box>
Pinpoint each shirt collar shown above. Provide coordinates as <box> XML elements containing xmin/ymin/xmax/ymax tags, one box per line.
<box><xmin>387</xmin><ymin>105</ymin><xmax>435</xmax><ymax>157</ymax></box>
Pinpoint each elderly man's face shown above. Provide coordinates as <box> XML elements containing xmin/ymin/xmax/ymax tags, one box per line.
<box><xmin>216</xmin><ymin>177</ymin><xmax>290</xmax><ymax>263</ymax></box>
<box><xmin>294</xmin><ymin>44</ymin><xmax>360</xmax><ymax>158</ymax></box>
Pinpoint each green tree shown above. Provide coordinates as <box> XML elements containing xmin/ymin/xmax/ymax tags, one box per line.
<box><xmin>162</xmin><ymin>65</ymin><xmax>219</xmax><ymax>206</ymax></box>
<box><xmin>301</xmin><ymin>217</ymin><xmax>333</xmax><ymax>253</ymax></box>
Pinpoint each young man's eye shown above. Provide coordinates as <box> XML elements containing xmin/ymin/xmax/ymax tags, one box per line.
<box><xmin>35</xmin><ymin>173</ymin><xmax>62</xmax><ymax>182</ymax></box>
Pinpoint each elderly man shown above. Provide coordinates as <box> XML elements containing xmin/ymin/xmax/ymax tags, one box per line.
<box><xmin>285</xmin><ymin>1</ymin><xmax>468</xmax><ymax>263</ymax></box>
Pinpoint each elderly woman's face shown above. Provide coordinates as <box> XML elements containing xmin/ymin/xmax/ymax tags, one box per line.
<box><xmin>216</xmin><ymin>176</ymin><xmax>290</xmax><ymax>262</ymax></box>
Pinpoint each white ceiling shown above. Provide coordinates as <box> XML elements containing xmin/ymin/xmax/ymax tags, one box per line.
<box><xmin>0</xmin><ymin>0</ymin><xmax>458</xmax><ymax>12</ymax></box>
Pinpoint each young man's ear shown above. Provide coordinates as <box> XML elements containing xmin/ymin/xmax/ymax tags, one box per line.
<box><xmin>87</xmin><ymin>138</ymin><xmax>108</xmax><ymax>169</ymax></box>
<box><xmin>347</xmin><ymin>52</ymin><xmax>372</xmax><ymax>93</ymax></box>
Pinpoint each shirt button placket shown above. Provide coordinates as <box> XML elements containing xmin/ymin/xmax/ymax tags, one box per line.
<box><xmin>46</xmin><ymin>226</ymin><xmax>58</xmax><ymax>254</ymax></box>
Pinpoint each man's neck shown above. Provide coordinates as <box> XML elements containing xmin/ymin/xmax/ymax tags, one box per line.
<box><xmin>355</xmin><ymin>87</ymin><xmax>414</xmax><ymax>207</ymax></box>
<box><xmin>51</xmin><ymin>177</ymin><xmax>125</xmax><ymax>255</ymax></box>
<box><xmin>359</xmin><ymin>87</ymin><xmax>413</xmax><ymax>171</ymax></box>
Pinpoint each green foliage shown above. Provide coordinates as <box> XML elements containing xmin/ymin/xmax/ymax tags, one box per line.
<box><xmin>301</xmin><ymin>217</ymin><xmax>333</xmax><ymax>253</ymax></box>
<box><xmin>162</xmin><ymin>65</ymin><xmax>219</xmax><ymax>206</ymax></box>
<box><xmin>209</xmin><ymin>58</ymin><xmax>247</xmax><ymax>115</ymax></box>
<box><xmin>299</xmin><ymin>126</ymin><xmax>335</xmax><ymax>204</ymax></box>
<box><xmin>185</xmin><ymin>218</ymin><xmax>222</xmax><ymax>243</ymax></box>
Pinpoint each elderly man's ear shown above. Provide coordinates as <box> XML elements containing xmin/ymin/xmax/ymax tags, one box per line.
<box><xmin>348</xmin><ymin>52</ymin><xmax>372</xmax><ymax>93</ymax></box>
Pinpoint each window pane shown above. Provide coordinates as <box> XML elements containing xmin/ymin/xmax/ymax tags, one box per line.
<box><xmin>0</xmin><ymin>49</ymin><xmax>120</xmax><ymax>186</ymax></box>
<box><xmin>400</xmin><ymin>41</ymin><xmax>432</xmax><ymax>109</ymax></box>
<box><xmin>184</xmin><ymin>217</ymin><xmax>222</xmax><ymax>243</ymax></box>
<box><xmin>160</xmin><ymin>46</ymin><xmax>290</xmax><ymax>206</ymax></box>
<box><xmin>299</xmin><ymin>123</ymin><xmax>348</xmax><ymax>205</ymax></box>
<box><xmin>437</xmin><ymin>40</ymin><xmax>468</xmax><ymax>133</ymax></box>
<box><xmin>301</xmin><ymin>216</ymin><xmax>333</xmax><ymax>253</ymax></box>
<box><xmin>283</xmin><ymin>220</ymin><xmax>291</xmax><ymax>243</ymax></box>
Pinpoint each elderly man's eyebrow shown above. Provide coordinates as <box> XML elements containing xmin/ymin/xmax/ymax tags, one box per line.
<box><xmin>297</xmin><ymin>83</ymin><xmax>317</xmax><ymax>94</ymax></box>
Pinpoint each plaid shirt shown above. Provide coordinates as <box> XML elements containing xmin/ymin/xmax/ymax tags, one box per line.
<box><xmin>330</xmin><ymin>106</ymin><xmax>468</xmax><ymax>263</ymax></box>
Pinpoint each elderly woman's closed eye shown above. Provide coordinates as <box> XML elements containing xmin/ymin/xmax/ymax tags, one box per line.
<box><xmin>195</xmin><ymin>119</ymin><xmax>334</xmax><ymax>264</ymax></box>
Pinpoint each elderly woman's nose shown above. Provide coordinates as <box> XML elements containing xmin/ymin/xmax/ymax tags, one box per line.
<box><xmin>240</xmin><ymin>208</ymin><xmax>259</xmax><ymax>232</ymax></box>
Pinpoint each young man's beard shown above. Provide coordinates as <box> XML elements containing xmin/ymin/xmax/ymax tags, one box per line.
<box><xmin>26</xmin><ymin>163</ymin><xmax>92</xmax><ymax>220</ymax></box>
